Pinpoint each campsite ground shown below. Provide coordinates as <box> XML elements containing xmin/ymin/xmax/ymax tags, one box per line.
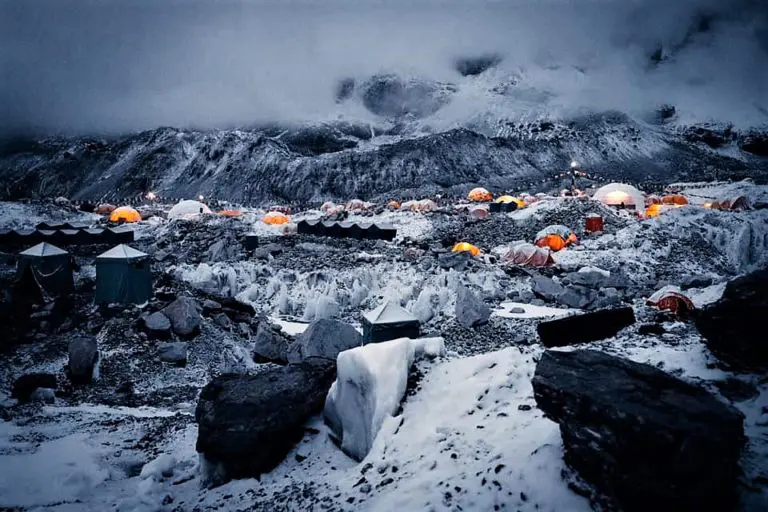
<box><xmin>0</xmin><ymin>180</ymin><xmax>767</xmax><ymax>511</ymax></box>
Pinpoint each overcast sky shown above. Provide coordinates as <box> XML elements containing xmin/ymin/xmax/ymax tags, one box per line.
<box><xmin>1</xmin><ymin>0</ymin><xmax>766</xmax><ymax>136</ymax></box>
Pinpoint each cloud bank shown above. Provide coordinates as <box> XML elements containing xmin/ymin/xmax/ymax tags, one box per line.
<box><xmin>1</xmin><ymin>0</ymin><xmax>767</xmax><ymax>136</ymax></box>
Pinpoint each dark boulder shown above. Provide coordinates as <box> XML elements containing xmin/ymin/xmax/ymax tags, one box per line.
<box><xmin>11</xmin><ymin>373</ymin><xmax>57</xmax><ymax>402</ymax></box>
<box><xmin>533</xmin><ymin>349</ymin><xmax>745</xmax><ymax>512</ymax></box>
<box><xmin>143</xmin><ymin>311</ymin><xmax>171</xmax><ymax>339</ymax></box>
<box><xmin>162</xmin><ymin>296</ymin><xmax>202</xmax><ymax>337</ymax></box>
<box><xmin>287</xmin><ymin>319</ymin><xmax>362</xmax><ymax>363</ymax></box>
<box><xmin>195</xmin><ymin>358</ymin><xmax>336</xmax><ymax>486</ymax></box>
<box><xmin>438</xmin><ymin>250</ymin><xmax>470</xmax><ymax>271</ymax></box>
<box><xmin>68</xmin><ymin>336</ymin><xmax>99</xmax><ymax>385</ymax></box>
<box><xmin>252</xmin><ymin>323</ymin><xmax>293</xmax><ymax>364</ymax></box>
<box><xmin>454</xmin><ymin>54</ymin><xmax>502</xmax><ymax>76</ymax></box>
<box><xmin>739</xmin><ymin>131</ymin><xmax>768</xmax><ymax>157</ymax></box>
<box><xmin>537</xmin><ymin>307</ymin><xmax>635</xmax><ymax>347</ymax></box>
<box><xmin>695</xmin><ymin>269</ymin><xmax>768</xmax><ymax>370</ymax></box>
<box><xmin>455</xmin><ymin>285</ymin><xmax>491</xmax><ymax>328</ymax></box>
<box><xmin>157</xmin><ymin>342</ymin><xmax>188</xmax><ymax>366</ymax></box>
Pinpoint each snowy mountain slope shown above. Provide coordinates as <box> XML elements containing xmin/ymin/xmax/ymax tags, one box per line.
<box><xmin>1</xmin><ymin>117</ymin><xmax>766</xmax><ymax>204</ymax></box>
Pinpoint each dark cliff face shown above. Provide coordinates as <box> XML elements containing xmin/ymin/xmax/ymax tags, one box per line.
<box><xmin>0</xmin><ymin>117</ymin><xmax>765</xmax><ymax>204</ymax></box>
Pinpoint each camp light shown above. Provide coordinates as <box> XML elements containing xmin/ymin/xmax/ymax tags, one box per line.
<box><xmin>570</xmin><ymin>160</ymin><xmax>579</xmax><ymax>168</ymax></box>
<box><xmin>146</xmin><ymin>191</ymin><xmax>156</xmax><ymax>200</ymax></box>
<box><xmin>199</xmin><ymin>194</ymin><xmax>205</xmax><ymax>201</ymax></box>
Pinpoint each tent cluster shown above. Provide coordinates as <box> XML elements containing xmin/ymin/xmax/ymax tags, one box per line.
<box><xmin>705</xmin><ymin>196</ymin><xmax>750</xmax><ymax>211</ymax></box>
<box><xmin>297</xmin><ymin>219</ymin><xmax>397</xmax><ymax>241</ymax></box>
<box><xmin>0</xmin><ymin>226</ymin><xmax>134</xmax><ymax>247</ymax></box>
<box><xmin>13</xmin><ymin>242</ymin><xmax>152</xmax><ymax>304</ymax></box>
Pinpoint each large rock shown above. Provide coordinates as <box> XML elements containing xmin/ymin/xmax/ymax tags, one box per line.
<box><xmin>438</xmin><ymin>250</ymin><xmax>470</xmax><ymax>271</ymax></box>
<box><xmin>537</xmin><ymin>307</ymin><xmax>635</xmax><ymax>347</ymax></box>
<box><xmin>143</xmin><ymin>311</ymin><xmax>171</xmax><ymax>338</ymax></box>
<box><xmin>455</xmin><ymin>285</ymin><xmax>491</xmax><ymax>328</ymax></box>
<box><xmin>157</xmin><ymin>342</ymin><xmax>188</xmax><ymax>366</ymax></box>
<box><xmin>531</xmin><ymin>275</ymin><xmax>566</xmax><ymax>301</ymax></box>
<box><xmin>68</xmin><ymin>336</ymin><xmax>99</xmax><ymax>384</ymax></box>
<box><xmin>11</xmin><ymin>373</ymin><xmax>57</xmax><ymax>402</ymax></box>
<box><xmin>162</xmin><ymin>296</ymin><xmax>202</xmax><ymax>336</ymax></box>
<box><xmin>195</xmin><ymin>359</ymin><xmax>336</xmax><ymax>485</ymax></box>
<box><xmin>324</xmin><ymin>337</ymin><xmax>446</xmax><ymax>461</ymax></box>
<box><xmin>287</xmin><ymin>319</ymin><xmax>362</xmax><ymax>363</ymax></box>
<box><xmin>532</xmin><ymin>350</ymin><xmax>745</xmax><ymax>511</ymax></box>
<box><xmin>562</xmin><ymin>269</ymin><xmax>608</xmax><ymax>289</ymax></box>
<box><xmin>695</xmin><ymin>269</ymin><xmax>768</xmax><ymax>370</ymax></box>
<box><xmin>252</xmin><ymin>323</ymin><xmax>293</xmax><ymax>364</ymax></box>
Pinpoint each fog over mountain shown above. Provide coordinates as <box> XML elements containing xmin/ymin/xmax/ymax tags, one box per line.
<box><xmin>1</xmin><ymin>0</ymin><xmax>767</xmax><ymax>136</ymax></box>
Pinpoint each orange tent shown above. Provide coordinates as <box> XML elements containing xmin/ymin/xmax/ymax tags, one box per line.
<box><xmin>662</xmin><ymin>194</ymin><xmax>688</xmax><ymax>206</ymax></box>
<box><xmin>219</xmin><ymin>209</ymin><xmax>242</xmax><ymax>217</ymax></box>
<box><xmin>451</xmin><ymin>242</ymin><xmax>480</xmax><ymax>257</ymax></box>
<box><xmin>96</xmin><ymin>203</ymin><xmax>116</xmax><ymax>214</ymax></box>
<box><xmin>387</xmin><ymin>200</ymin><xmax>401</xmax><ymax>209</ymax></box>
<box><xmin>263</xmin><ymin>211</ymin><xmax>290</xmax><ymax>225</ymax></box>
<box><xmin>109</xmin><ymin>206</ymin><xmax>141</xmax><ymax>223</ymax></box>
<box><xmin>534</xmin><ymin>225</ymin><xmax>577</xmax><ymax>252</ymax></box>
<box><xmin>647</xmin><ymin>288</ymin><xmax>695</xmax><ymax>316</ymax></box>
<box><xmin>645</xmin><ymin>195</ymin><xmax>663</xmax><ymax>206</ymax></box>
<box><xmin>468</xmin><ymin>187</ymin><xmax>493</xmax><ymax>202</ymax></box>
<box><xmin>644</xmin><ymin>203</ymin><xmax>672</xmax><ymax>218</ymax></box>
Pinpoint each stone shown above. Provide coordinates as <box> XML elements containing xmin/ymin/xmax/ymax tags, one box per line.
<box><xmin>438</xmin><ymin>251</ymin><xmax>470</xmax><ymax>271</ymax></box>
<box><xmin>162</xmin><ymin>297</ymin><xmax>202</xmax><ymax>336</ymax></box>
<box><xmin>30</xmin><ymin>387</ymin><xmax>56</xmax><ymax>403</ymax></box>
<box><xmin>195</xmin><ymin>359</ymin><xmax>336</xmax><ymax>486</ymax></box>
<box><xmin>237</xmin><ymin>323</ymin><xmax>251</xmax><ymax>337</ymax></box>
<box><xmin>288</xmin><ymin>319</ymin><xmax>362</xmax><ymax>363</ymax></box>
<box><xmin>680</xmin><ymin>274</ymin><xmax>713</xmax><ymax>289</ymax></box>
<box><xmin>252</xmin><ymin>323</ymin><xmax>292</xmax><ymax>364</ymax></box>
<box><xmin>455</xmin><ymin>285</ymin><xmax>491</xmax><ymax>328</ymax></box>
<box><xmin>695</xmin><ymin>269</ymin><xmax>768</xmax><ymax>370</ymax></box>
<box><xmin>533</xmin><ymin>349</ymin><xmax>745</xmax><ymax>512</ymax></box>
<box><xmin>604</xmin><ymin>271</ymin><xmax>632</xmax><ymax>289</ymax></box>
<box><xmin>537</xmin><ymin>307</ymin><xmax>635</xmax><ymax>347</ymax></box>
<box><xmin>143</xmin><ymin>312</ymin><xmax>171</xmax><ymax>336</ymax></box>
<box><xmin>213</xmin><ymin>313</ymin><xmax>232</xmax><ymax>330</ymax></box>
<box><xmin>11</xmin><ymin>373</ymin><xmax>57</xmax><ymax>402</ymax></box>
<box><xmin>531</xmin><ymin>275</ymin><xmax>566</xmax><ymax>302</ymax></box>
<box><xmin>638</xmin><ymin>323</ymin><xmax>666</xmax><ymax>336</ymax></box>
<box><xmin>557</xmin><ymin>286</ymin><xmax>595</xmax><ymax>309</ymax></box>
<box><xmin>253</xmin><ymin>243</ymin><xmax>283</xmax><ymax>260</ymax></box>
<box><xmin>202</xmin><ymin>299</ymin><xmax>222</xmax><ymax>312</ymax></box>
<box><xmin>508</xmin><ymin>306</ymin><xmax>526</xmax><ymax>314</ymax></box>
<box><xmin>157</xmin><ymin>342</ymin><xmax>188</xmax><ymax>366</ymax></box>
<box><xmin>68</xmin><ymin>336</ymin><xmax>99</xmax><ymax>385</ymax></box>
<box><xmin>563</xmin><ymin>270</ymin><xmax>607</xmax><ymax>288</ymax></box>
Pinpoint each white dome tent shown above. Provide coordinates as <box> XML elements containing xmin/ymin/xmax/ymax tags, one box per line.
<box><xmin>593</xmin><ymin>183</ymin><xmax>645</xmax><ymax>211</ymax></box>
<box><xmin>168</xmin><ymin>200</ymin><xmax>213</xmax><ymax>219</ymax></box>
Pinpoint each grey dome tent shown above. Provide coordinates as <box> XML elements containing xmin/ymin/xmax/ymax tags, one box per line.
<box><xmin>362</xmin><ymin>300</ymin><xmax>421</xmax><ymax>344</ymax></box>
<box><xmin>16</xmin><ymin>242</ymin><xmax>74</xmax><ymax>296</ymax></box>
<box><xmin>95</xmin><ymin>244</ymin><xmax>152</xmax><ymax>304</ymax></box>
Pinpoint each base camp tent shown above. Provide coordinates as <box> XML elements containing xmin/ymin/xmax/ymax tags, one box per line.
<box><xmin>593</xmin><ymin>183</ymin><xmax>645</xmax><ymax>211</ymax></box>
<box><xmin>468</xmin><ymin>187</ymin><xmax>493</xmax><ymax>202</ymax></box>
<box><xmin>362</xmin><ymin>301</ymin><xmax>421</xmax><ymax>344</ymax></box>
<box><xmin>16</xmin><ymin>242</ymin><xmax>74</xmax><ymax>295</ymax></box>
<box><xmin>95</xmin><ymin>244</ymin><xmax>152</xmax><ymax>304</ymax></box>
<box><xmin>502</xmin><ymin>242</ymin><xmax>554</xmax><ymax>267</ymax></box>
<box><xmin>168</xmin><ymin>200</ymin><xmax>213</xmax><ymax>219</ymax></box>
<box><xmin>452</xmin><ymin>242</ymin><xmax>481</xmax><ymax>257</ymax></box>
<box><xmin>534</xmin><ymin>225</ymin><xmax>578</xmax><ymax>252</ymax></box>
<box><xmin>109</xmin><ymin>206</ymin><xmax>142</xmax><ymax>223</ymax></box>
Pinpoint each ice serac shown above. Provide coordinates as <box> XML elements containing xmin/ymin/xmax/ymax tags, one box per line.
<box><xmin>324</xmin><ymin>337</ymin><xmax>445</xmax><ymax>462</ymax></box>
<box><xmin>532</xmin><ymin>349</ymin><xmax>745</xmax><ymax>512</ymax></box>
<box><xmin>695</xmin><ymin>268</ymin><xmax>768</xmax><ymax>370</ymax></box>
<box><xmin>195</xmin><ymin>358</ymin><xmax>336</xmax><ymax>486</ymax></box>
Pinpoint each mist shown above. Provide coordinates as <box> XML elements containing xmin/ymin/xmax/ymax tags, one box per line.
<box><xmin>1</xmin><ymin>0</ymin><xmax>767</xmax><ymax>136</ymax></box>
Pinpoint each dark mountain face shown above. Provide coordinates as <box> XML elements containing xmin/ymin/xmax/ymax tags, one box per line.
<box><xmin>1</xmin><ymin>115</ymin><xmax>765</xmax><ymax>204</ymax></box>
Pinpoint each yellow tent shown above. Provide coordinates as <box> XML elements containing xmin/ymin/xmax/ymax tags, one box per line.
<box><xmin>451</xmin><ymin>242</ymin><xmax>480</xmax><ymax>257</ymax></box>
<box><xmin>495</xmin><ymin>195</ymin><xmax>526</xmax><ymax>208</ymax></box>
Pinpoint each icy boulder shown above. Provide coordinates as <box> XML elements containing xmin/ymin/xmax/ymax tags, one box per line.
<box><xmin>324</xmin><ymin>337</ymin><xmax>445</xmax><ymax>461</ymax></box>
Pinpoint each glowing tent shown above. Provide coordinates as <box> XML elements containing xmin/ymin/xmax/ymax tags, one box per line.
<box><xmin>168</xmin><ymin>200</ymin><xmax>213</xmax><ymax>219</ymax></box>
<box><xmin>593</xmin><ymin>183</ymin><xmax>645</xmax><ymax>210</ymax></box>
<box><xmin>451</xmin><ymin>242</ymin><xmax>481</xmax><ymax>257</ymax></box>
<box><xmin>501</xmin><ymin>242</ymin><xmax>554</xmax><ymax>267</ymax></box>
<box><xmin>711</xmin><ymin>196</ymin><xmax>750</xmax><ymax>211</ymax></box>
<box><xmin>387</xmin><ymin>200</ymin><xmax>401</xmax><ymax>210</ymax></box>
<box><xmin>645</xmin><ymin>204</ymin><xmax>676</xmax><ymax>218</ymax></box>
<box><xmin>645</xmin><ymin>195</ymin><xmax>663</xmax><ymax>206</ymax></box>
<box><xmin>109</xmin><ymin>206</ymin><xmax>141</xmax><ymax>223</ymax></box>
<box><xmin>468</xmin><ymin>187</ymin><xmax>493</xmax><ymax>202</ymax></box>
<box><xmin>219</xmin><ymin>209</ymin><xmax>243</xmax><ymax>217</ymax></box>
<box><xmin>534</xmin><ymin>225</ymin><xmax>578</xmax><ymax>252</ymax></box>
<box><xmin>263</xmin><ymin>211</ymin><xmax>290</xmax><ymax>225</ymax></box>
<box><xmin>662</xmin><ymin>194</ymin><xmax>689</xmax><ymax>206</ymax></box>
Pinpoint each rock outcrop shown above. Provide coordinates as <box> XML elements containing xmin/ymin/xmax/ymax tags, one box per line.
<box><xmin>536</xmin><ymin>307</ymin><xmax>635</xmax><ymax>347</ymax></box>
<box><xmin>287</xmin><ymin>319</ymin><xmax>362</xmax><ymax>363</ymax></box>
<box><xmin>533</xmin><ymin>349</ymin><xmax>745</xmax><ymax>512</ymax></box>
<box><xmin>195</xmin><ymin>359</ymin><xmax>336</xmax><ymax>486</ymax></box>
<box><xmin>695</xmin><ymin>268</ymin><xmax>768</xmax><ymax>370</ymax></box>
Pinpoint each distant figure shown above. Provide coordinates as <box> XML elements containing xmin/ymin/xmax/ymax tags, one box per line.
<box><xmin>199</xmin><ymin>207</ymin><xmax>203</xmax><ymax>214</ymax></box>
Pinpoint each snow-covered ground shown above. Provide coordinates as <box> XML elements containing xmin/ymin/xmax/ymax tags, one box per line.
<box><xmin>1</xmin><ymin>181</ymin><xmax>768</xmax><ymax>510</ymax></box>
